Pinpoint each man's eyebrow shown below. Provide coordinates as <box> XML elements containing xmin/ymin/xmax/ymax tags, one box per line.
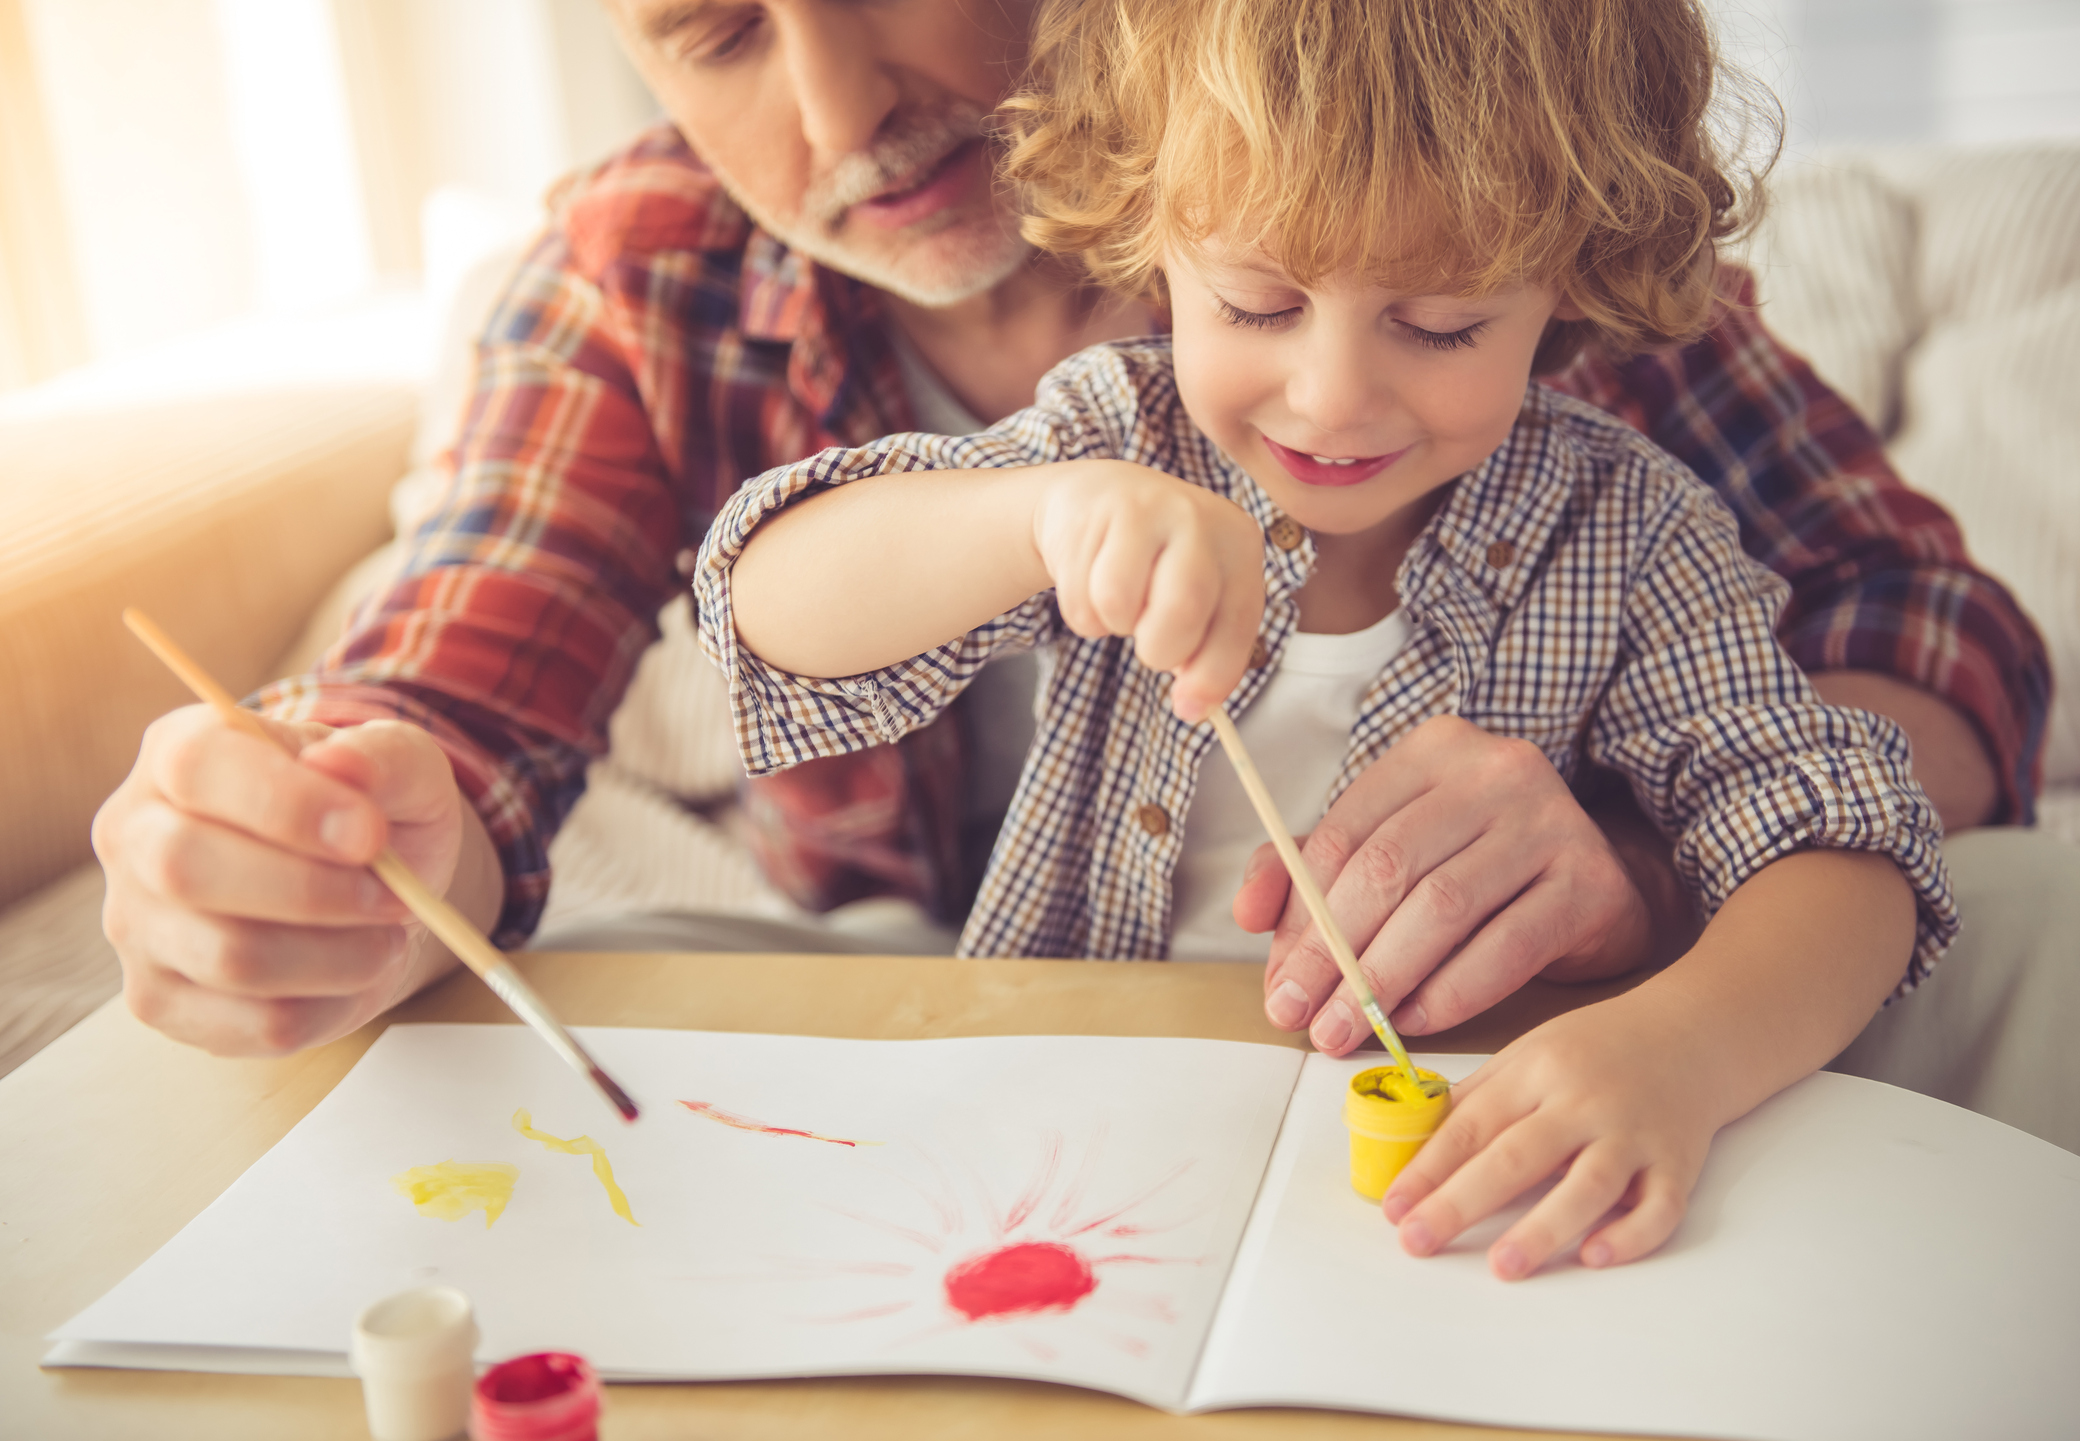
<box><xmin>637</xmin><ymin>0</ymin><xmax>723</xmax><ymax>45</ymax></box>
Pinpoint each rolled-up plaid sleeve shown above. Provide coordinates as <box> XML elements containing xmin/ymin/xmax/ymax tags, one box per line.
<box><xmin>1590</xmin><ymin>465</ymin><xmax>1958</xmax><ymax>995</ymax></box>
<box><xmin>252</xmin><ymin>223</ymin><xmax>691</xmax><ymax>946</ymax></box>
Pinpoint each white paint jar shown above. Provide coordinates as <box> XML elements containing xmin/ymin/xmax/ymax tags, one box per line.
<box><xmin>350</xmin><ymin>1285</ymin><xmax>479</xmax><ymax>1441</ymax></box>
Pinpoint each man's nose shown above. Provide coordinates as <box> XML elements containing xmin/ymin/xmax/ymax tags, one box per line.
<box><xmin>784</xmin><ymin>4</ymin><xmax>901</xmax><ymax>159</ymax></box>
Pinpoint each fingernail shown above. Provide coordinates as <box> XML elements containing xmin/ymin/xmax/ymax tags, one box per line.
<box><xmin>1396</xmin><ymin>1000</ymin><xmax>1427</xmax><ymax>1034</ymax></box>
<box><xmin>1582</xmin><ymin>1240</ymin><xmax>1613</xmax><ymax>1268</ymax></box>
<box><xmin>321</xmin><ymin>809</ymin><xmax>367</xmax><ymax>858</ymax></box>
<box><xmin>1401</xmin><ymin>1217</ymin><xmax>1437</xmax><ymax>1257</ymax></box>
<box><xmin>1492</xmin><ymin>1242</ymin><xmax>1529</xmax><ymax>1281</ymax></box>
<box><xmin>360</xmin><ymin>874</ymin><xmax>392</xmax><ymax>916</ymax></box>
<box><xmin>1266</xmin><ymin>978</ymin><xmax>1309</xmax><ymax>1028</ymax></box>
<box><xmin>1311</xmin><ymin>1004</ymin><xmax>1355</xmax><ymax>1053</ymax></box>
<box><xmin>1381</xmin><ymin>1193</ymin><xmax>1412</xmax><ymax>1224</ymax></box>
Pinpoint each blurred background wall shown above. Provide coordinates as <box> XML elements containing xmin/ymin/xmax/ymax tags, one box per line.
<box><xmin>0</xmin><ymin>0</ymin><xmax>658</xmax><ymax>394</ymax></box>
<box><xmin>0</xmin><ymin>0</ymin><xmax>2076</xmax><ymax>397</ymax></box>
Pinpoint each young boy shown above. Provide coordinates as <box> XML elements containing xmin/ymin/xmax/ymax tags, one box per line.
<box><xmin>694</xmin><ymin>0</ymin><xmax>1955</xmax><ymax>1279</ymax></box>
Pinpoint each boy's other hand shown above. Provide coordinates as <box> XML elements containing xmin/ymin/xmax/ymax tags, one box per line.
<box><xmin>92</xmin><ymin>706</ymin><xmax>484</xmax><ymax>1058</ymax></box>
<box><xmin>1378</xmin><ymin>990</ymin><xmax>1719</xmax><ymax>1278</ymax></box>
<box><xmin>1244</xmin><ymin>715</ymin><xmax>1653</xmax><ymax>1048</ymax></box>
<box><xmin>1033</xmin><ymin>460</ymin><xmax>1267</xmax><ymax>720</ymax></box>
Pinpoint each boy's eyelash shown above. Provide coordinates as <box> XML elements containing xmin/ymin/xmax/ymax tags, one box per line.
<box><xmin>1213</xmin><ymin>298</ymin><xmax>1488</xmax><ymax>352</ymax></box>
<box><xmin>1402</xmin><ymin>320</ymin><xmax>1488</xmax><ymax>351</ymax></box>
<box><xmin>1215</xmin><ymin>298</ymin><xmax>1300</xmax><ymax>330</ymax></box>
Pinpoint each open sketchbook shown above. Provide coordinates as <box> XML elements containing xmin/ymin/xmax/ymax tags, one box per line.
<box><xmin>49</xmin><ymin>1025</ymin><xmax>2078</xmax><ymax>1441</ymax></box>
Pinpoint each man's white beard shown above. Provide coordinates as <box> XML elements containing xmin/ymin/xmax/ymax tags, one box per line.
<box><xmin>794</xmin><ymin>216</ymin><xmax>1034</xmax><ymax>309</ymax></box>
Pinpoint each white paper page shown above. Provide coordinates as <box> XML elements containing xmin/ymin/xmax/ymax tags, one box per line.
<box><xmin>52</xmin><ymin>1026</ymin><xmax>1303</xmax><ymax>1410</ymax></box>
<box><xmin>1190</xmin><ymin>1053</ymin><xmax>2080</xmax><ymax>1440</ymax></box>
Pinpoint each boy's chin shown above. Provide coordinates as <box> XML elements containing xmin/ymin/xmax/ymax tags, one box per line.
<box><xmin>1250</xmin><ymin>475</ymin><xmax>1449</xmax><ymax>540</ymax></box>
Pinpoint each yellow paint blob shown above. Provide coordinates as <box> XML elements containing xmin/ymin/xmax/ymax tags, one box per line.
<box><xmin>1344</xmin><ymin>1066</ymin><xmax>1451</xmax><ymax>1202</ymax></box>
<box><xmin>390</xmin><ymin>1161</ymin><xmax>521</xmax><ymax>1228</ymax></box>
<box><xmin>512</xmin><ymin>1109</ymin><xmax>638</xmax><ymax>1225</ymax></box>
<box><xmin>1351</xmin><ymin>1064</ymin><xmax>1446</xmax><ymax>1103</ymax></box>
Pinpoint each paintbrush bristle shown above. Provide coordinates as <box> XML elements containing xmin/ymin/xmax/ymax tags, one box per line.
<box><xmin>594</xmin><ymin>1067</ymin><xmax>641</xmax><ymax>1123</ymax></box>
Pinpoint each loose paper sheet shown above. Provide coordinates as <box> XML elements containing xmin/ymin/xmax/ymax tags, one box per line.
<box><xmin>1189</xmin><ymin>1053</ymin><xmax>2080</xmax><ymax>1441</ymax></box>
<box><xmin>50</xmin><ymin>1025</ymin><xmax>1302</xmax><ymax>1410</ymax></box>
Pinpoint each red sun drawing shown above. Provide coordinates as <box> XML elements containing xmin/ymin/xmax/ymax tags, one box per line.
<box><xmin>713</xmin><ymin>1128</ymin><xmax>1208</xmax><ymax>1363</ymax></box>
<box><xmin>942</xmin><ymin>1240</ymin><xmax>1095</xmax><ymax>1321</ymax></box>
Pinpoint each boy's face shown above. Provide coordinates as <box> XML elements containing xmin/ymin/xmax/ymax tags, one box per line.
<box><xmin>1165</xmin><ymin>243</ymin><xmax>1568</xmax><ymax>541</ymax></box>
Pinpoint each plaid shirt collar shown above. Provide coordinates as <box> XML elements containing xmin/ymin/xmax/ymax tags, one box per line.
<box><xmin>736</xmin><ymin>226</ymin><xmax>898</xmax><ymax>438</ymax></box>
<box><xmin>1200</xmin><ymin>381</ymin><xmax>1583</xmax><ymax>632</ymax></box>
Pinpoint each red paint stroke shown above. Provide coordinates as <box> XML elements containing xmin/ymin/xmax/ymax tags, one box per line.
<box><xmin>943</xmin><ymin>1241</ymin><xmax>1097</xmax><ymax>1322</ymax></box>
<box><xmin>823</xmin><ymin>1205</ymin><xmax>946</xmax><ymax>1255</ymax></box>
<box><xmin>679</xmin><ymin>1100</ymin><xmax>876</xmax><ymax>1147</ymax></box>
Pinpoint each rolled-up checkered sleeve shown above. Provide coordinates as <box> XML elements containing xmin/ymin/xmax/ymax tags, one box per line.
<box><xmin>1591</xmin><ymin>467</ymin><xmax>1958</xmax><ymax>994</ymax></box>
<box><xmin>696</xmin><ymin>344</ymin><xmax>1148</xmax><ymax>775</ymax></box>
<box><xmin>694</xmin><ymin>433</ymin><xmax>1063</xmax><ymax>775</ymax></box>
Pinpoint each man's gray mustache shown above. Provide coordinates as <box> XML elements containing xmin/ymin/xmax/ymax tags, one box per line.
<box><xmin>809</xmin><ymin>113</ymin><xmax>988</xmax><ymax>223</ymax></box>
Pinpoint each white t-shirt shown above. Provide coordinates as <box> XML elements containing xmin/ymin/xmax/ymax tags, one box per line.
<box><xmin>1167</xmin><ymin>608</ymin><xmax>1415</xmax><ymax>960</ymax></box>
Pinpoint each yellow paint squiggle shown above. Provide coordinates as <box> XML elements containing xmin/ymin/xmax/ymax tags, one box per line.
<box><xmin>513</xmin><ymin>1109</ymin><xmax>638</xmax><ymax>1225</ymax></box>
<box><xmin>391</xmin><ymin>1161</ymin><xmax>520</xmax><ymax>1228</ymax></box>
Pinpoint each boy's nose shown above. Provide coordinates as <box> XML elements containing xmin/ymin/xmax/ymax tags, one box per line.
<box><xmin>1285</xmin><ymin>358</ymin><xmax>1391</xmax><ymax>440</ymax></box>
<box><xmin>784</xmin><ymin>5</ymin><xmax>902</xmax><ymax>160</ymax></box>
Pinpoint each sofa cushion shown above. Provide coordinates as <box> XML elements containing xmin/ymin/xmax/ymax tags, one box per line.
<box><xmin>0</xmin><ymin>386</ymin><xmax>414</xmax><ymax>911</ymax></box>
<box><xmin>0</xmin><ymin>864</ymin><xmax>118</xmax><ymax>1080</ymax></box>
<box><xmin>1742</xmin><ymin>145</ymin><xmax>2080</xmax><ymax>817</ymax></box>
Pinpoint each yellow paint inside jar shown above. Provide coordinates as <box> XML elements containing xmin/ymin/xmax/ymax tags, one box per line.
<box><xmin>1344</xmin><ymin>1065</ymin><xmax>1450</xmax><ymax>1202</ymax></box>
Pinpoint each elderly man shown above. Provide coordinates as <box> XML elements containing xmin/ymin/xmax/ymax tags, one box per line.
<box><xmin>92</xmin><ymin>0</ymin><xmax>2073</xmax><ymax>1150</ymax></box>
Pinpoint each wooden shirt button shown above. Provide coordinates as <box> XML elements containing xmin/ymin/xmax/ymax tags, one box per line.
<box><xmin>1267</xmin><ymin>516</ymin><xmax>1303</xmax><ymax>551</ymax></box>
<box><xmin>1135</xmin><ymin>803</ymin><xmax>1171</xmax><ymax>837</ymax></box>
<box><xmin>1248</xmin><ymin>637</ymin><xmax>1272</xmax><ymax>669</ymax></box>
<box><xmin>1486</xmin><ymin>540</ymin><xmax>1516</xmax><ymax>568</ymax></box>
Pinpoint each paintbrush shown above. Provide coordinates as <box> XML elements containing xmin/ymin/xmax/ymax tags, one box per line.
<box><xmin>121</xmin><ymin>608</ymin><xmax>641</xmax><ymax>1122</ymax></box>
<box><xmin>1206</xmin><ymin>704</ymin><xmax>1433</xmax><ymax>1092</ymax></box>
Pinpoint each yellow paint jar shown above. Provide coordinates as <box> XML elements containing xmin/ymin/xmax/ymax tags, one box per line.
<box><xmin>1344</xmin><ymin>1066</ymin><xmax>1451</xmax><ymax>1202</ymax></box>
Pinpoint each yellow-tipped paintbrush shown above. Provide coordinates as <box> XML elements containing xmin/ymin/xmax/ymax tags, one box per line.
<box><xmin>122</xmin><ymin>608</ymin><xmax>640</xmax><ymax>1122</ymax></box>
<box><xmin>1206</xmin><ymin>704</ymin><xmax>1432</xmax><ymax>1091</ymax></box>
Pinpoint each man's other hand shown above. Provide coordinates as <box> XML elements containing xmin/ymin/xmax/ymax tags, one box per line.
<box><xmin>92</xmin><ymin>708</ymin><xmax>494</xmax><ymax>1057</ymax></box>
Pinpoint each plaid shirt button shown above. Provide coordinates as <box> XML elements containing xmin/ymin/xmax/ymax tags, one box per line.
<box><xmin>1487</xmin><ymin>540</ymin><xmax>1516</xmax><ymax>568</ymax></box>
<box><xmin>1248</xmin><ymin>637</ymin><xmax>1272</xmax><ymax>668</ymax></box>
<box><xmin>1136</xmin><ymin>803</ymin><xmax>1171</xmax><ymax>837</ymax></box>
<box><xmin>1267</xmin><ymin>516</ymin><xmax>1303</xmax><ymax>550</ymax></box>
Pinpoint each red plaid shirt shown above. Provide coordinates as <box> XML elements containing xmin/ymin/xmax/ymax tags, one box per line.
<box><xmin>255</xmin><ymin>125</ymin><xmax>2051</xmax><ymax>945</ymax></box>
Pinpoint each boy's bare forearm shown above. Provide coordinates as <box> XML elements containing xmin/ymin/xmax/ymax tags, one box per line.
<box><xmin>1618</xmin><ymin>849</ymin><xmax>1915</xmax><ymax>1126</ymax></box>
<box><xmin>731</xmin><ymin>466</ymin><xmax>1059</xmax><ymax>677</ymax></box>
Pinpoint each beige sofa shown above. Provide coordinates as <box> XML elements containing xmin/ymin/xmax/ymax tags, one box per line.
<box><xmin>0</xmin><ymin>374</ymin><xmax>418</xmax><ymax>1075</ymax></box>
<box><xmin>4</xmin><ymin>143</ymin><xmax>2074</xmax><ymax>1080</ymax></box>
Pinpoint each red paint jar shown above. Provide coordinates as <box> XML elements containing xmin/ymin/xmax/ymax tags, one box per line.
<box><xmin>470</xmin><ymin>1352</ymin><xmax>599</xmax><ymax>1441</ymax></box>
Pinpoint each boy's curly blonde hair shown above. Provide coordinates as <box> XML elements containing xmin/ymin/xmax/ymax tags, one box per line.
<box><xmin>999</xmin><ymin>0</ymin><xmax>1775</xmax><ymax>368</ymax></box>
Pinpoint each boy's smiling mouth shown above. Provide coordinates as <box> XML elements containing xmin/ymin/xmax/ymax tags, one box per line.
<box><xmin>1260</xmin><ymin>434</ymin><xmax>1411</xmax><ymax>488</ymax></box>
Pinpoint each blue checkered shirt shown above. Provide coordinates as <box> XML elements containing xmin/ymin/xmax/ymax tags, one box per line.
<box><xmin>696</xmin><ymin>339</ymin><xmax>1956</xmax><ymax>987</ymax></box>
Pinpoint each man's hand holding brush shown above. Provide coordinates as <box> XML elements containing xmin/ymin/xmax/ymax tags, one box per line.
<box><xmin>93</xmin><ymin>705</ymin><xmax>499</xmax><ymax>1056</ymax></box>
